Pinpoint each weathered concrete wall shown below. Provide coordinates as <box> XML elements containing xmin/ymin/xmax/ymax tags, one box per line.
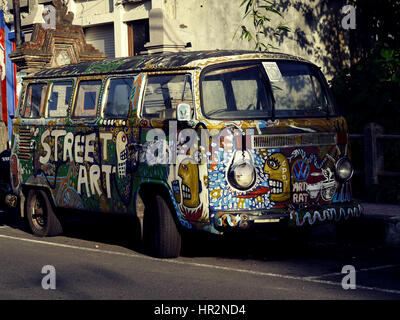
<box><xmin>162</xmin><ymin>0</ymin><xmax>351</xmax><ymax>79</ymax></box>
<box><xmin>11</xmin><ymin>0</ymin><xmax>351</xmax><ymax>79</ymax></box>
<box><xmin>69</xmin><ymin>0</ymin><xmax>151</xmax><ymax>57</ymax></box>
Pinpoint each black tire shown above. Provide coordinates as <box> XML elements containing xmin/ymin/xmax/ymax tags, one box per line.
<box><xmin>25</xmin><ymin>189</ymin><xmax>63</xmax><ymax>237</ymax></box>
<box><xmin>143</xmin><ymin>194</ymin><xmax>181</xmax><ymax>258</ymax></box>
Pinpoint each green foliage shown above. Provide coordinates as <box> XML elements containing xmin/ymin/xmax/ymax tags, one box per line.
<box><xmin>329</xmin><ymin>0</ymin><xmax>400</xmax><ymax>203</ymax></box>
<box><xmin>331</xmin><ymin>43</ymin><xmax>400</xmax><ymax>203</ymax></box>
<box><xmin>331</xmin><ymin>43</ymin><xmax>400</xmax><ymax>134</ymax></box>
<box><xmin>234</xmin><ymin>0</ymin><xmax>290</xmax><ymax>51</ymax></box>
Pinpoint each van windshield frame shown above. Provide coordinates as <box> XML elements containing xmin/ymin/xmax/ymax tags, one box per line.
<box><xmin>200</xmin><ymin>60</ymin><xmax>337</xmax><ymax>120</ymax></box>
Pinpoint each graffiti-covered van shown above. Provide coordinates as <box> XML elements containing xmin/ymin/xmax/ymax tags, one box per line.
<box><xmin>11</xmin><ymin>50</ymin><xmax>362</xmax><ymax>257</ymax></box>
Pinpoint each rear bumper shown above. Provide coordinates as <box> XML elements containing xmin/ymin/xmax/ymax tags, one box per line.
<box><xmin>212</xmin><ymin>201</ymin><xmax>363</xmax><ymax>231</ymax></box>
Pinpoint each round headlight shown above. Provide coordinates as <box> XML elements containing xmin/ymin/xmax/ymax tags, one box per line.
<box><xmin>335</xmin><ymin>157</ymin><xmax>354</xmax><ymax>182</ymax></box>
<box><xmin>228</xmin><ymin>162</ymin><xmax>256</xmax><ymax>191</ymax></box>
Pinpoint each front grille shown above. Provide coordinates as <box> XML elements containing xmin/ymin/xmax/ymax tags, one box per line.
<box><xmin>17</xmin><ymin>127</ymin><xmax>34</xmax><ymax>160</ymax></box>
<box><xmin>251</xmin><ymin>132</ymin><xmax>337</xmax><ymax>149</ymax></box>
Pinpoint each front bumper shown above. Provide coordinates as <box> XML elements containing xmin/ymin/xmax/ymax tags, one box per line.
<box><xmin>212</xmin><ymin>201</ymin><xmax>363</xmax><ymax>231</ymax></box>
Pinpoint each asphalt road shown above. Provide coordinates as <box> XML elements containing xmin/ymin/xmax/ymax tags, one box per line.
<box><xmin>0</xmin><ymin>210</ymin><xmax>399</xmax><ymax>301</ymax></box>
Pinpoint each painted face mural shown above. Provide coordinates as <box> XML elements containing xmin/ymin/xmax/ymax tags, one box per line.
<box><xmin>320</xmin><ymin>168</ymin><xmax>337</xmax><ymax>201</ymax></box>
<box><xmin>116</xmin><ymin>131</ymin><xmax>128</xmax><ymax>178</ymax></box>
<box><xmin>264</xmin><ymin>152</ymin><xmax>290</xmax><ymax>202</ymax></box>
<box><xmin>288</xmin><ymin>148</ymin><xmax>336</xmax><ymax>204</ymax></box>
<box><xmin>306</xmin><ymin>172</ymin><xmax>323</xmax><ymax>200</ymax></box>
<box><xmin>178</xmin><ymin>160</ymin><xmax>200</xmax><ymax>208</ymax></box>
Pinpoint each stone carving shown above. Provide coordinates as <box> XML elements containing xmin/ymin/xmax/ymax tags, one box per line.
<box><xmin>9</xmin><ymin>0</ymin><xmax>106</xmax><ymax>72</ymax></box>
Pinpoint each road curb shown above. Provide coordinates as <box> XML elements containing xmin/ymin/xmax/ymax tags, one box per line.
<box><xmin>360</xmin><ymin>202</ymin><xmax>400</xmax><ymax>248</ymax></box>
<box><xmin>309</xmin><ymin>203</ymin><xmax>400</xmax><ymax>248</ymax></box>
<box><xmin>384</xmin><ymin>216</ymin><xmax>400</xmax><ymax>248</ymax></box>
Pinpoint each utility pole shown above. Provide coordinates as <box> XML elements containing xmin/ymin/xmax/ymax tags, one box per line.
<box><xmin>12</xmin><ymin>0</ymin><xmax>22</xmax><ymax>47</ymax></box>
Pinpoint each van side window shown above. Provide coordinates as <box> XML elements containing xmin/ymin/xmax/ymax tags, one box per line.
<box><xmin>104</xmin><ymin>78</ymin><xmax>135</xmax><ymax>118</ymax></box>
<box><xmin>143</xmin><ymin>74</ymin><xmax>192</xmax><ymax>119</ymax></box>
<box><xmin>72</xmin><ymin>80</ymin><xmax>102</xmax><ymax>119</ymax></box>
<box><xmin>21</xmin><ymin>83</ymin><xmax>47</xmax><ymax>118</ymax></box>
<box><xmin>47</xmin><ymin>81</ymin><xmax>73</xmax><ymax>118</ymax></box>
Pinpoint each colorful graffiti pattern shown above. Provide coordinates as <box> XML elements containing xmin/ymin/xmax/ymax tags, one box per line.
<box><xmin>11</xmin><ymin>51</ymin><xmax>360</xmax><ymax>235</ymax></box>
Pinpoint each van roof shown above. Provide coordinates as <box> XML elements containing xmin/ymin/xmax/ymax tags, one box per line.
<box><xmin>26</xmin><ymin>50</ymin><xmax>312</xmax><ymax>79</ymax></box>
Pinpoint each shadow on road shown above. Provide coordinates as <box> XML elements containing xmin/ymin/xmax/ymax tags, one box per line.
<box><xmin>0</xmin><ymin>208</ymin><xmax>399</xmax><ymax>266</ymax></box>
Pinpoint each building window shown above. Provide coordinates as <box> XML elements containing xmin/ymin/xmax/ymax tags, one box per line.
<box><xmin>84</xmin><ymin>24</ymin><xmax>115</xmax><ymax>59</ymax></box>
<box><xmin>127</xmin><ymin>19</ymin><xmax>150</xmax><ymax>56</ymax></box>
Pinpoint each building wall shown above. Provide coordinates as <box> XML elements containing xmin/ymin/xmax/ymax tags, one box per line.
<box><xmin>69</xmin><ymin>0</ymin><xmax>150</xmax><ymax>57</ymax></box>
<box><xmin>84</xmin><ymin>23</ymin><xmax>115</xmax><ymax>58</ymax></box>
<box><xmin>160</xmin><ymin>0</ymin><xmax>351</xmax><ymax>78</ymax></box>
<box><xmin>11</xmin><ymin>0</ymin><xmax>350</xmax><ymax>78</ymax></box>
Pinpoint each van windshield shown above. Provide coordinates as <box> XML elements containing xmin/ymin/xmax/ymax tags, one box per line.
<box><xmin>201</xmin><ymin>61</ymin><xmax>335</xmax><ymax>119</ymax></box>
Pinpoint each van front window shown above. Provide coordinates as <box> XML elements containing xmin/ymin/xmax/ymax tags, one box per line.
<box><xmin>271</xmin><ymin>62</ymin><xmax>334</xmax><ymax>117</ymax></box>
<box><xmin>201</xmin><ymin>61</ymin><xmax>334</xmax><ymax>119</ymax></box>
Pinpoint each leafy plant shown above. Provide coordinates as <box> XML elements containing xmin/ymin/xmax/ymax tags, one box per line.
<box><xmin>234</xmin><ymin>0</ymin><xmax>290</xmax><ymax>51</ymax></box>
<box><xmin>331</xmin><ymin>42</ymin><xmax>400</xmax><ymax>203</ymax></box>
<box><xmin>331</xmin><ymin>43</ymin><xmax>400</xmax><ymax>134</ymax></box>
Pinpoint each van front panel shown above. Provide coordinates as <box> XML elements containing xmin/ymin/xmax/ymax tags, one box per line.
<box><xmin>193</xmin><ymin>59</ymin><xmax>362</xmax><ymax>231</ymax></box>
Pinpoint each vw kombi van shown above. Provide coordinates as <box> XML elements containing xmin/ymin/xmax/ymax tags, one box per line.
<box><xmin>10</xmin><ymin>50</ymin><xmax>362</xmax><ymax>258</ymax></box>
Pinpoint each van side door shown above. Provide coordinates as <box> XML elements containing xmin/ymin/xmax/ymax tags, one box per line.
<box><xmin>99</xmin><ymin>74</ymin><xmax>141</xmax><ymax>213</ymax></box>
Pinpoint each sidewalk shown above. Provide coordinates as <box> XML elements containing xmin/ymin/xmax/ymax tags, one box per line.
<box><xmin>361</xmin><ymin>202</ymin><xmax>400</xmax><ymax>248</ymax></box>
<box><xmin>311</xmin><ymin>201</ymin><xmax>400</xmax><ymax>248</ymax></box>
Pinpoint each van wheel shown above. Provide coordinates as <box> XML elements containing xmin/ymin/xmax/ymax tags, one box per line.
<box><xmin>143</xmin><ymin>194</ymin><xmax>181</xmax><ymax>258</ymax></box>
<box><xmin>25</xmin><ymin>189</ymin><xmax>63</xmax><ymax>237</ymax></box>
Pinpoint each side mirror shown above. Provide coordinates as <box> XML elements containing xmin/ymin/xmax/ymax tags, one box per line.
<box><xmin>177</xmin><ymin>103</ymin><xmax>192</xmax><ymax>121</ymax></box>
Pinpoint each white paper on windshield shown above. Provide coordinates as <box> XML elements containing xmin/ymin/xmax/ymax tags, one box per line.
<box><xmin>262</xmin><ymin>62</ymin><xmax>283</xmax><ymax>82</ymax></box>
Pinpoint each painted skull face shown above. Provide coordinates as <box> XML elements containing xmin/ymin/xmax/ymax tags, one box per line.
<box><xmin>264</xmin><ymin>152</ymin><xmax>290</xmax><ymax>202</ymax></box>
<box><xmin>321</xmin><ymin>168</ymin><xmax>337</xmax><ymax>201</ymax></box>
<box><xmin>116</xmin><ymin>131</ymin><xmax>128</xmax><ymax>178</ymax></box>
<box><xmin>178</xmin><ymin>160</ymin><xmax>200</xmax><ymax>208</ymax></box>
<box><xmin>305</xmin><ymin>169</ymin><xmax>324</xmax><ymax>200</ymax></box>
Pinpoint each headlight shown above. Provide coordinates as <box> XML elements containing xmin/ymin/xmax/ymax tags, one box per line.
<box><xmin>335</xmin><ymin>157</ymin><xmax>354</xmax><ymax>182</ymax></box>
<box><xmin>228</xmin><ymin>162</ymin><xmax>256</xmax><ymax>190</ymax></box>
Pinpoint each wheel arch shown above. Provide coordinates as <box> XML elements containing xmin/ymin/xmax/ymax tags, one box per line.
<box><xmin>19</xmin><ymin>184</ymin><xmax>57</xmax><ymax>218</ymax></box>
<box><xmin>136</xmin><ymin>180</ymin><xmax>189</xmax><ymax>231</ymax></box>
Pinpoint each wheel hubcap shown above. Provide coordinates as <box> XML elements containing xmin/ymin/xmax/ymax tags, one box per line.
<box><xmin>30</xmin><ymin>193</ymin><xmax>46</xmax><ymax>229</ymax></box>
